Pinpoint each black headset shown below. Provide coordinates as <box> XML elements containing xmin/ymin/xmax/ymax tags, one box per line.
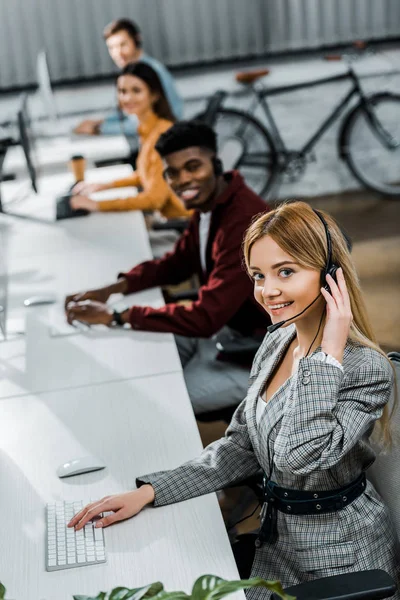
<box><xmin>212</xmin><ymin>156</ymin><xmax>224</xmax><ymax>177</ymax></box>
<box><xmin>312</xmin><ymin>209</ymin><xmax>339</xmax><ymax>291</ymax></box>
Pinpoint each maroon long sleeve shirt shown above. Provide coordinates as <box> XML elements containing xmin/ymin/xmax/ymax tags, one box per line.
<box><xmin>119</xmin><ymin>171</ymin><xmax>271</xmax><ymax>338</ymax></box>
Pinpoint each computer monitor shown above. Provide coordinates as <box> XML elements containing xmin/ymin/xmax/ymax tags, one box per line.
<box><xmin>0</xmin><ymin>94</ymin><xmax>40</xmax><ymax>218</ymax></box>
<box><xmin>17</xmin><ymin>93</ymin><xmax>38</xmax><ymax>194</ymax></box>
<box><xmin>0</xmin><ymin>226</ymin><xmax>8</xmax><ymax>340</ymax></box>
<box><xmin>36</xmin><ymin>50</ymin><xmax>58</xmax><ymax>123</ymax></box>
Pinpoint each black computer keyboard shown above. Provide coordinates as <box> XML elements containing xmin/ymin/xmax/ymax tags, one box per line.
<box><xmin>56</xmin><ymin>194</ymin><xmax>89</xmax><ymax>221</ymax></box>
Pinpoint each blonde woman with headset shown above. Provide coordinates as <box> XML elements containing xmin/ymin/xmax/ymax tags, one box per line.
<box><xmin>69</xmin><ymin>201</ymin><xmax>398</xmax><ymax>597</ymax></box>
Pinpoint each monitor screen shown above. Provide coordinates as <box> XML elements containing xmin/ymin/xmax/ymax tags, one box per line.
<box><xmin>17</xmin><ymin>93</ymin><xmax>38</xmax><ymax>194</ymax></box>
<box><xmin>0</xmin><ymin>225</ymin><xmax>8</xmax><ymax>340</ymax></box>
<box><xmin>36</xmin><ymin>50</ymin><xmax>58</xmax><ymax>122</ymax></box>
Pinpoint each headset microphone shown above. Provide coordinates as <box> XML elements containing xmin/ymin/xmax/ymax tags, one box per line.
<box><xmin>266</xmin><ymin>293</ymin><xmax>322</xmax><ymax>333</ymax></box>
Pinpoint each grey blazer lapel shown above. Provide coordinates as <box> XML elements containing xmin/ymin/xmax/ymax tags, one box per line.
<box><xmin>246</xmin><ymin>325</ymin><xmax>297</xmax><ymax>455</ymax></box>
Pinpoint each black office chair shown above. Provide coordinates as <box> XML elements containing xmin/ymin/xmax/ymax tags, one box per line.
<box><xmin>152</xmin><ymin>218</ymin><xmax>190</xmax><ymax>234</ymax></box>
<box><xmin>272</xmin><ymin>570</ymin><xmax>396</xmax><ymax>600</ymax></box>
<box><xmin>94</xmin><ymin>148</ymin><xmax>139</xmax><ymax>169</ymax></box>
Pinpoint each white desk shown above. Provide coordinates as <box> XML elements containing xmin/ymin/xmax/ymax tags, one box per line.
<box><xmin>4</xmin><ymin>134</ymin><xmax>131</xmax><ymax>177</ymax></box>
<box><xmin>0</xmin><ymin>159</ymin><xmax>243</xmax><ymax>600</ymax></box>
<box><xmin>0</xmin><ymin>163</ymin><xmax>135</xmax><ymax>223</ymax></box>
<box><xmin>1</xmin><ymin>211</ymin><xmax>181</xmax><ymax>398</ymax></box>
<box><xmin>0</xmin><ymin>372</ymin><xmax>241</xmax><ymax>599</ymax></box>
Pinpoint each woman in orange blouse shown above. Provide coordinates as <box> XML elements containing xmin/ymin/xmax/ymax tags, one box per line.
<box><xmin>71</xmin><ymin>62</ymin><xmax>190</xmax><ymax>218</ymax></box>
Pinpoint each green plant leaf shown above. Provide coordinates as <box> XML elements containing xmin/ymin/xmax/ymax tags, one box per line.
<box><xmin>0</xmin><ymin>583</ymin><xmax>6</xmax><ymax>600</ymax></box>
<box><xmin>191</xmin><ymin>575</ymin><xmax>226</xmax><ymax>600</ymax></box>
<box><xmin>113</xmin><ymin>582</ymin><xmax>165</xmax><ymax>600</ymax></box>
<box><xmin>206</xmin><ymin>577</ymin><xmax>295</xmax><ymax>600</ymax></box>
<box><xmin>152</xmin><ymin>592</ymin><xmax>189</xmax><ymax>600</ymax></box>
<box><xmin>109</xmin><ymin>588</ymin><xmax>139</xmax><ymax>600</ymax></box>
<box><xmin>73</xmin><ymin>583</ymin><xmax>164</xmax><ymax>600</ymax></box>
<box><xmin>73</xmin><ymin>594</ymin><xmax>106</xmax><ymax>600</ymax></box>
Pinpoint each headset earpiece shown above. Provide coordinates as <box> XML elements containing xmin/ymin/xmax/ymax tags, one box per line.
<box><xmin>324</xmin><ymin>264</ymin><xmax>339</xmax><ymax>291</ymax></box>
<box><xmin>313</xmin><ymin>209</ymin><xmax>340</xmax><ymax>293</ymax></box>
<box><xmin>212</xmin><ymin>157</ymin><xmax>223</xmax><ymax>176</ymax></box>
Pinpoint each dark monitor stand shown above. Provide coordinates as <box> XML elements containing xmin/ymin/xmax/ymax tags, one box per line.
<box><xmin>0</xmin><ymin>138</ymin><xmax>18</xmax><ymax>215</ymax></box>
<box><xmin>0</xmin><ymin>93</ymin><xmax>39</xmax><ymax>219</ymax></box>
<box><xmin>0</xmin><ymin>95</ymin><xmax>88</xmax><ymax>222</ymax></box>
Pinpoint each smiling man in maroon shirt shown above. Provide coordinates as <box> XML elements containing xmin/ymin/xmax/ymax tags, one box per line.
<box><xmin>65</xmin><ymin>121</ymin><xmax>270</xmax><ymax>414</ymax></box>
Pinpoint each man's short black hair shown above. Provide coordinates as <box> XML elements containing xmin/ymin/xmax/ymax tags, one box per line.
<box><xmin>103</xmin><ymin>18</ymin><xmax>142</xmax><ymax>48</ymax></box>
<box><xmin>155</xmin><ymin>120</ymin><xmax>217</xmax><ymax>158</ymax></box>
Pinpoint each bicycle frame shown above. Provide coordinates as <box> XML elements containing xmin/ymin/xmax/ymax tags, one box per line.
<box><xmin>251</xmin><ymin>69</ymin><xmax>366</xmax><ymax>156</ymax></box>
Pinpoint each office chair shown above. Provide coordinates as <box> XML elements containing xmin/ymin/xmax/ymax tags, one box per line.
<box><xmin>152</xmin><ymin>218</ymin><xmax>189</xmax><ymax>234</ymax></box>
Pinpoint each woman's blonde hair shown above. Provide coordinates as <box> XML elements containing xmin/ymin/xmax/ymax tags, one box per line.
<box><xmin>243</xmin><ymin>200</ymin><xmax>396</xmax><ymax>446</ymax></box>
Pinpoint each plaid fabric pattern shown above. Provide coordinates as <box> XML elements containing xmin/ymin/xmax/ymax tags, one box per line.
<box><xmin>137</xmin><ymin>324</ymin><xmax>399</xmax><ymax>597</ymax></box>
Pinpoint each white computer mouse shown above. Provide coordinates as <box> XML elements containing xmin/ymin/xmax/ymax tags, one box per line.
<box><xmin>57</xmin><ymin>456</ymin><xmax>106</xmax><ymax>478</ymax></box>
<box><xmin>24</xmin><ymin>294</ymin><xmax>57</xmax><ymax>307</ymax></box>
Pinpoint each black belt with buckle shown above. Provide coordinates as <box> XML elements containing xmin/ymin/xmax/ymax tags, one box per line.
<box><xmin>255</xmin><ymin>472</ymin><xmax>366</xmax><ymax>547</ymax></box>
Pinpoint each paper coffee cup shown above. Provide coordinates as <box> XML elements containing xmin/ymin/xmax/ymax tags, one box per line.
<box><xmin>69</xmin><ymin>154</ymin><xmax>86</xmax><ymax>182</ymax></box>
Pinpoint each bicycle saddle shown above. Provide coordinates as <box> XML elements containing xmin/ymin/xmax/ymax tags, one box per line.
<box><xmin>235</xmin><ymin>68</ymin><xmax>270</xmax><ymax>84</ymax></box>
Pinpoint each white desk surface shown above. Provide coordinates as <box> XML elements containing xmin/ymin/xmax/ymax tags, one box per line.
<box><xmin>1</xmin><ymin>163</ymin><xmax>135</xmax><ymax>222</ymax></box>
<box><xmin>1</xmin><ymin>222</ymin><xmax>181</xmax><ymax>398</ymax></box>
<box><xmin>4</xmin><ymin>134</ymin><xmax>131</xmax><ymax>176</ymax></box>
<box><xmin>1</xmin><ymin>184</ymin><xmax>182</xmax><ymax>398</ymax></box>
<box><xmin>0</xmin><ymin>372</ymin><xmax>241</xmax><ymax>599</ymax></box>
<box><xmin>1</xmin><ymin>208</ymin><xmax>148</xmax><ymax>261</ymax></box>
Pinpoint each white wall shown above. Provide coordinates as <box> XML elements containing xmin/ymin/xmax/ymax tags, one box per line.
<box><xmin>0</xmin><ymin>0</ymin><xmax>399</xmax><ymax>89</ymax></box>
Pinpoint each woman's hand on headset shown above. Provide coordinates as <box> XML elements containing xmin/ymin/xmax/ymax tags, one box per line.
<box><xmin>320</xmin><ymin>268</ymin><xmax>353</xmax><ymax>364</ymax></box>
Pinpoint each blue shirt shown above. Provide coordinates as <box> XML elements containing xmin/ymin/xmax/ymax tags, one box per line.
<box><xmin>99</xmin><ymin>54</ymin><xmax>183</xmax><ymax>137</ymax></box>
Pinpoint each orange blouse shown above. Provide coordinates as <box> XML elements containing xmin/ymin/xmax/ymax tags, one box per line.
<box><xmin>98</xmin><ymin>113</ymin><xmax>190</xmax><ymax>218</ymax></box>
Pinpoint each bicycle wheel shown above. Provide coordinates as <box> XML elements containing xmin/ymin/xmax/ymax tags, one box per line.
<box><xmin>341</xmin><ymin>93</ymin><xmax>400</xmax><ymax>197</ymax></box>
<box><xmin>197</xmin><ymin>107</ymin><xmax>278</xmax><ymax>198</ymax></box>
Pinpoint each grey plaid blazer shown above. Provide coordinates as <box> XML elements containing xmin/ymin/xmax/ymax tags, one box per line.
<box><xmin>138</xmin><ymin>325</ymin><xmax>399</xmax><ymax>597</ymax></box>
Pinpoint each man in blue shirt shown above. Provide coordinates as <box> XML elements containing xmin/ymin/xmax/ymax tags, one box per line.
<box><xmin>75</xmin><ymin>18</ymin><xmax>183</xmax><ymax>137</ymax></box>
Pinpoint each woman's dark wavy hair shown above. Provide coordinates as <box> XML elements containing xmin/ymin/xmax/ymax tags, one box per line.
<box><xmin>117</xmin><ymin>62</ymin><xmax>175</xmax><ymax>122</ymax></box>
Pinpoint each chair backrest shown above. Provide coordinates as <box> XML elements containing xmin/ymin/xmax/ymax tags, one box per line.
<box><xmin>368</xmin><ymin>352</ymin><xmax>400</xmax><ymax>539</ymax></box>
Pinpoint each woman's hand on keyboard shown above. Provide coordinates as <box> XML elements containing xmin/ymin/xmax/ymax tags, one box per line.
<box><xmin>70</xmin><ymin>194</ymin><xmax>99</xmax><ymax>212</ymax></box>
<box><xmin>68</xmin><ymin>486</ymin><xmax>155</xmax><ymax>530</ymax></box>
<box><xmin>72</xmin><ymin>182</ymin><xmax>108</xmax><ymax>195</ymax></box>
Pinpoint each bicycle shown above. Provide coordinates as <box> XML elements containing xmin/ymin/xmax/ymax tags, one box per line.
<box><xmin>199</xmin><ymin>43</ymin><xmax>400</xmax><ymax>199</ymax></box>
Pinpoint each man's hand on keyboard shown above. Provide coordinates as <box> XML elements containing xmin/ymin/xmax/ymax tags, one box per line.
<box><xmin>66</xmin><ymin>299</ymin><xmax>114</xmax><ymax>326</ymax></box>
<box><xmin>68</xmin><ymin>487</ymin><xmax>155</xmax><ymax>530</ymax></box>
<box><xmin>65</xmin><ymin>285</ymin><xmax>114</xmax><ymax>310</ymax></box>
